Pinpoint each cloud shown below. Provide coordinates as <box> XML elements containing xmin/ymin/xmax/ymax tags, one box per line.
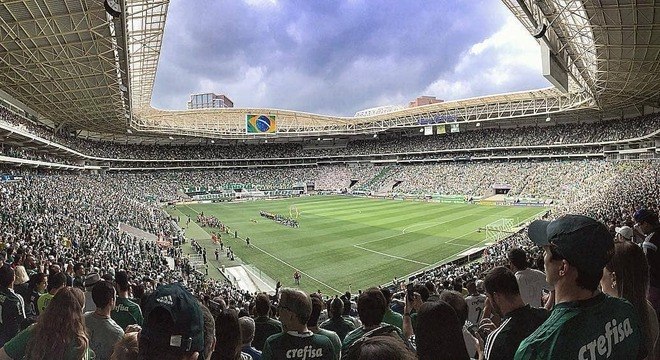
<box><xmin>424</xmin><ymin>8</ymin><xmax>550</xmax><ymax>100</ymax></box>
<box><xmin>151</xmin><ymin>0</ymin><xmax>550</xmax><ymax>116</ymax></box>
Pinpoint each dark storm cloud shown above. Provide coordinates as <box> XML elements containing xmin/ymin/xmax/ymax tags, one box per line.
<box><xmin>151</xmin><ymin>0</ymin><xmax>549</xmax><ymax>116</ymax></box>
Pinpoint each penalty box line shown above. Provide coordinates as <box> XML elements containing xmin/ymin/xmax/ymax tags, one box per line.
<box><xmin>353</xmin><ymin>244</ymin><xmax>432</xmax><ymax>266</ymax></box>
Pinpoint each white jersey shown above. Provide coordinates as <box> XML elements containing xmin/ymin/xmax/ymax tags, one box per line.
<box><xmin>465</xmin><ymin>293</ymin><xmax>486</xmax><ymax>325</ymax></box>
<box><xmin>515</xmin><ymin>268</ymin><xmax>552</xmax><ymax>308</ymax></box>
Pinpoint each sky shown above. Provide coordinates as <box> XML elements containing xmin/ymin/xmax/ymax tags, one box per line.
<box><xmin>151</xmin><ymin>0</ymin><xmax>551</xmax><ymax>117</ymax></box>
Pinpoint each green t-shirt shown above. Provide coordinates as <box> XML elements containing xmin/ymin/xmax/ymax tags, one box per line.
<box><xmin>111</xmin><ymin>297</ymin><xmax>143</xmax><ymax>330</ymax></box>
<box><xmin>320</xmin><ymin>317</ymin><xmax>355</xmax><ymax>341</ymax></box>
<box><xmin>341</xmin><ymin>327</ymin><xmax>367</xmax><ymax>354</ymax></box>
<box><xmin>253</xmin><ymin>316</ymin><xmax>283</xmax><ymax>351</ymax></box>
<box><xmin>4</xmin><ymin>325</ymin><xmax>95</xmax><ymax>360</ymax></box>
<box><xmin>515</xmin><ymin>293</ymin><xmax>645</xmax><ymax>360</ymax></box>
<box><xmin>36</xmin><ymin>292</ymin><xmax>54</xmax><ymax>314</ymax></box>
<box><xmin>262</xmin><ymin>331</ymin><xmax>335</xmax><ymax>360</ymax></box>
<box><xmin>382</xmin><ymin>309</ymin><xmax>403</xmax><ymax>330</ymax></box>
<box><xmin>314</xmin><ymin>328</ymin><xmax>341</xmax><ymax>360</ymax></box>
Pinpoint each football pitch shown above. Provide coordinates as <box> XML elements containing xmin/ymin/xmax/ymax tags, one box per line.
<box><xmin>169</xmin><ymin>196</ymin><xmax>546</xmax><ymax>294</ymax></box>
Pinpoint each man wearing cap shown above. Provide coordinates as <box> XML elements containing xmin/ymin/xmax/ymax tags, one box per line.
<box><xmin>138</xmin><ymin>283</ymin><xmax>205</xmax><ymax>360</ymax></box>
<box><xmin>635</xmin><ymin>209</ymin><xmax>660</xmax><ymax>315</ymax></box>
<box><xmin>262</xmin><ymin>288</ymin><xmax>335</xmax><ymax>360</ymax></box>
<box><xmin>84</xmin><ymin>273</ymin><xmax>101</xmax><ymax>312</ymax></box>
<box><xmin>615</xmin><ymin>225</ymin><xmax>634</xmax><ymax>242</ymax></box>
<box><xmin>515</xmin><ymin>215</ymin><xmax>645</xmax><ymax>359</ymax></box>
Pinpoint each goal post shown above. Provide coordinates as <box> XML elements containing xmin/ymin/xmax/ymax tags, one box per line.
<box><xmin>483</xmin><ymin>218</ymin><xmax>515</xmax><ymax>243</ymax></box>
<box><xmin>289</xmin><ymin>205</ymin><xmax>300</xmax><ymax>219</ymax></box>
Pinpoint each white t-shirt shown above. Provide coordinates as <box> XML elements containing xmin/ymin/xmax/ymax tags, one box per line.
<box><xmin>465</xmin><ymin>293</ymin><xmax>486</xmax><ymax>326</ymax></box>
<box><xmin>515</xmin><ymin>268</ymin><xmax>551</xmax><ymax>308</ymax></box>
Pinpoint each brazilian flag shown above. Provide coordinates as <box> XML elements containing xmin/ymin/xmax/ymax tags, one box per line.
<box><xmin>246</xmin><ymin>114</ymin><xmax>277</xmax><ymax>133</ymax></box>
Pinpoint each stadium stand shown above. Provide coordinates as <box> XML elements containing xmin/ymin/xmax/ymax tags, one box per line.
<box><xmin>0</xmin><ymin>0</ymin><xmax>659</xmax><ymax>358</ymax></box>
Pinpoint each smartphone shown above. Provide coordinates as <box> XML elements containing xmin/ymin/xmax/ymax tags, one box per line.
<box><xmin>467</xmin><ymin>324</ymin><xmax>479</xmax><ymax>338</ymax></box>
<box><xmin>468</xmin><ymin>323</ymin><xmax>489</xmax><ymax>339</ymax></box>
<box><xmin>406</xmin><ymin>283</ymin><xmax>414</xmax><ymax>301</ymax></box>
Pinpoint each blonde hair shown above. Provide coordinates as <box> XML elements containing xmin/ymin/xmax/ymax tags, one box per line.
<box><xmin>14</xmin><ymin>266</ymin><xmax>29</xmax><ymax>285</ymax></box>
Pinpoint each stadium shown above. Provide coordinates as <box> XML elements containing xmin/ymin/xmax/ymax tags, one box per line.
<box><xmin>0</xmin><ymin>1</ymin><xmax>659</xmax><ymax>359</ymax></box>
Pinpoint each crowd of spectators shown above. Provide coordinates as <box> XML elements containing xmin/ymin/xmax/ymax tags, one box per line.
<box><xmin>0</xmin><ymin>156</ymin><xmax>657</xmax><ymax>359</ymax></box>
<box><xmin>0</xmin><ymin>144</ymin><xmax>79</xmax><ymax>166</ymax></box>
<box><xmin>1</xmin><ymin>99</ymin><xmax>660</xmax><ymax>358</ymax></box>
<box><xmin>2</xmin><ymin>104</ymin><xmax>658</xmax><ymax>165</ymax></box>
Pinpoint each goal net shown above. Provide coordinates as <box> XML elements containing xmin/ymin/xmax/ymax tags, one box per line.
<box><xmin>483</xmin><ymin>218</ymin><xmax>515</xmax><ymax>243</ymax></box>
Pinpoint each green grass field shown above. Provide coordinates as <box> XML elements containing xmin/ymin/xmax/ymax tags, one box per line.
<box><xmin>168</xmin><ymin>196</ymin><xmax>546</xmax><ymax>295</ymax></box>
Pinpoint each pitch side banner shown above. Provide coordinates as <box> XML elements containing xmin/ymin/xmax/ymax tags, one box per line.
<box><xmin>246</xmin><ymin>114</ymin><xmax>277</xmax><ymax>133</ymax></box>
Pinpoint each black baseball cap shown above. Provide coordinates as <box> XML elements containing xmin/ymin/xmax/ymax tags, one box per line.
<box><xmin>528</xmin><ymin>215</ymin><xmax>614</xmax><ymax>275</ymax></box>
<box><xmin>634</xmin><ymin>209</ymin><xmax>658</xmax><ymax>224</ymax></box>
<box><xmin>140</xmin><ymin>283</ymin><xmax>205</xmax><ymax>353</ymax></box>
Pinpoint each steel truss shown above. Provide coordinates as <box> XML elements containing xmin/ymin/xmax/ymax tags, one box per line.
<box><xmin>502</xmin><ymin>0</ymin><xmax>660</xmax><ymax>110</ymax></box>
<box><xmin>0</xmin><ymin>0</ymin><xmax>129</xmax><ymax>133</ymax></box>
<box><xmin>131</xmin><ymin>88</ymin><xmax>595</xmax><ymax>139</ymax></box>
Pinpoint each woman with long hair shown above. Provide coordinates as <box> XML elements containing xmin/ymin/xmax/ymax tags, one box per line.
<box><xmin>0</xmin><ymin>286</ymin><xmax>93</xmax><ymax>360</ymax></box>
<box><xmin>601</xmin><ymin>240</ymin><xmax>659</xmax><ymax>360</ymax></box>
<box><xmin>414</xmin><ymin>300</ymin><xmax>470</xmax><ymax>360</ymax></box>
<box><xmin>212</xmin><ymin>309</ymin><xmax>252</xmax><ymax>360</ymax></box>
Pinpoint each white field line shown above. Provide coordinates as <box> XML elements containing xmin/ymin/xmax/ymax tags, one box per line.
<box><xmin>247</xmin><ymin>242</ymin><xmax>342</xmax><ymax>293</ymax></box>
<box><xmin>401</xmin><ymin>221</ymin><xmax>442</xmax><ymax>234</ymax></box>
<box><xmin>352</xmin><ymin>244</ymin><xmax>432</xmax><ymax>266</ymax></box>
<box><xmin>351</xmin><ymin>212</ymin><xmax>489</xmax><ymax>267</ymax></box>
<box><xmin>183</xmin><ymin>204</ymin><xmax>340</xmax><ymax>293</ymax></box>
<box><xmin>356</xmin><ymin>212</ymin><xmax>477</xmax><ymax>247</ymax></box>
<box><xmin>407</xmin><ymin>208</ymin><xmax>550</xmax><ymax>277</ymax></box>
<box><xmin>184</xmin><ymin>204</ymin><xmax>200</xmax><ymax>214</ymax></box>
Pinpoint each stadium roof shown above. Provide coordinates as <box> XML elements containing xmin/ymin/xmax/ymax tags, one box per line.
<box><xmin>0</xmin><ymin>0</ymin><xmax>658</xmax><ymax>140</ymax></box>
<box><xmin>0</xmin><ymin>0</ymin><xmax>131</xmax><ymax>133</ymax></box>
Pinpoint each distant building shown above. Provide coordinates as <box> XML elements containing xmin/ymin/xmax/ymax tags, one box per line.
<box><xmin>408</xmin><ymin>96</ymin><xmax>443</xmax><ymax>107</ymax></box>
<box><xmin>187</xmin><ymin>93</ymin><xmax>234</xmax><ymax>109</ymax></box>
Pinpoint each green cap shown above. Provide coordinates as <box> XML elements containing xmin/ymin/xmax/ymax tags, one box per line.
<box><xmin>140</xmin><ymin>283</ymin><xmax>205</xmax><ymax>353</ymax></box>
<box><xmin>528</xmin><ymin>215</ymin><xmax>614</xmax><ymax>275</ymax></box>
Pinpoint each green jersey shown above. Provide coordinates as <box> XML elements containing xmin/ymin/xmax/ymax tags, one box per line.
<box><xmin>515</xmin><ymin>293</ymin><xmax>645</xmax><ymax>360</ymax></box>
<box><xmin>314</xmin><ymin>328</ymin><xmax>341</xmax><ymax>360</ymax></box>
<box><xmin>111</xmin><ymin>297</ymin><xmax>143</xmax><ymax>330</ymax></box>
<box><xmin>382</xmin><ymin>309</ymin><xmax>403</xmax><ymax>330</ymax></box>
<box><xmin>262</xmin><ymin>331</ymin><xmax>335</xmax><ymax>360</ymax></box>
<box><xmin>320</xmin><ymin>317</ymin><xmax>355</xmax><ymax>341</ymax></box>
<box><xmin>254</xmin><ymin>316</ymin><xmax>283</xmax><ymax>351</ymax></box>
<box><xmin>4</xmin><ymin>325</ymin><xmax>95</xmax><ymax>360</ymax></box>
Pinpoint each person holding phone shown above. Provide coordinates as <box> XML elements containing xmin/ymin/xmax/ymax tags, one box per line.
<box><xmin>476</xmin><ymin>266</ymin><xmax>548</xmax><ymax>360</ymax></box>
